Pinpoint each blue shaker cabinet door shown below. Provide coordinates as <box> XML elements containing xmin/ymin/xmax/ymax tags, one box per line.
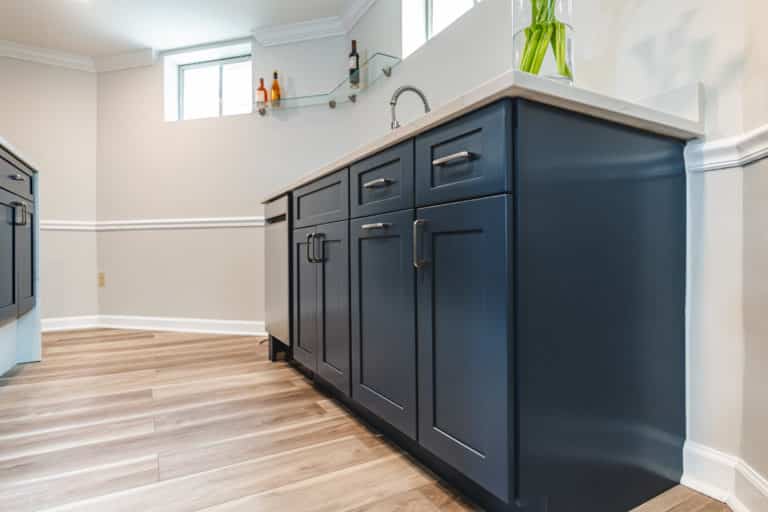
<box><xmin>315</xmin><ymin>220</ymin><xmax>351</xmax><ymax>396</ymax></box>
<box><xmin>415</xmin><ymin>100</ymin><xmax>512</xmax><ymax>207</ymax></box>
<box><xmin>15</xmin><ymin>197</ymin><xmax>34</xmax><ymax>317</ymax></box>
<box><xmin>0</xmin><ymin>190</ymin><xmax>17</xmax><ymax>325</ymax></box>
<box><xmin>292</xmin><ymin>226</ymin><xmax>319</xmax><ymax>371</ymax></box>
<box><xmin>350</xmin><ymin>209</ymin><xmax>416</xmax><ymax>439</ymax></box>
<box><xmin>416</xmin><ymin>194</ymin><xmax>512</xmax><ymax>504</ymax></box>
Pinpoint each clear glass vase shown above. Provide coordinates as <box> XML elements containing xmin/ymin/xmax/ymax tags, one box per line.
<box><xmin>513</xmin><ymin>0</ymin><xmax>574</xmax><ymax>85</ymax></box>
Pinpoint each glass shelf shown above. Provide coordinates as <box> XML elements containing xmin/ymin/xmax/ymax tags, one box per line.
<box><xmin>256</xmin><ymin>52</ymin><xmax>401</xmax><ymax>114</ymax></box>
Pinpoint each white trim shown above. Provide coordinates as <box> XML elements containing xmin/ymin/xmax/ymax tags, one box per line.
<box><xmin>683</xmin><ymin>441</ymin><xmax>768</xmax><ymax>512</ymax></box>
<box><xmin>95</xmin><ymin>48</ymin><xmax>157</xmax><ymax>73</ymax></box>
<box><xmin>40</xmin><ymin>217</ymin><xmax>265</xmax><ymax>232</ymax></box>
<box><xmin>685</xmin><ymin>124</ymin><xmax>768</xmax><ymax>173</ymax></box>
<box><xmin>0</xmin><ymin>39</ymin><xmax>96</xmax><ymax>72</ymax></box>
<box><xmin>42</xmin><ymin>316</ymin><xmax>101</xmax><ymax>332</ymax></box>
<box><xmin>42</xmin><ymin>315</ymin><xmax>266</xmax><ymax>337</ymax></box>
<box><xmin>342</xmin><ymin>0</ymin><xmax>379</xmax><ymax>32</ymax></box>
<box><xmin>253</xmin><ymin>17</ymin><xmax>346</xmax><ymax>47</ymax></box>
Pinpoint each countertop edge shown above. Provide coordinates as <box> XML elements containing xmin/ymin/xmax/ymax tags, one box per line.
<box><xmin>0</xmin><ymin>137</ymin><xmax>40</xmax><ymax>175</ymax></box>
<box><xmin>262</xmin><ymin>70</ymin><xmax>704</xmax><ymax>204</ymax></box>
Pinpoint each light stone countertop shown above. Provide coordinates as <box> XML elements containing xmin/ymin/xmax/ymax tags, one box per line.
<box><xmin>0</xmin><ymin>136</ymin><xmax>39</xmax><ymax>174</ymax></box>
<box><xmin>262</xmin><ymin>70</ymin><xmax>704</xmax><ymax>204</ymax></box>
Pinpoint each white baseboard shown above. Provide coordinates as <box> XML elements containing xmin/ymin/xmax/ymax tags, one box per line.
<box><xmin>683</xmin><ymin>441</ymin><xmax>768</xmax><ymax>511</ymax></box>
<box><xmin>42</xmin><ymin>315</ymin><xmax>266</xmax><ymax>336</ymax></box>
<box><xmin>41</xmin><ymin>316</ymin><xmax>101</xmax><ymax>332</ymax></box>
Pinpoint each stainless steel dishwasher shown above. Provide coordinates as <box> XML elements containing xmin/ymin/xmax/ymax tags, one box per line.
<box><xmin>264</xmin><ymin>194</ymin><xmax>291</xmax><ymax>361</ymax></box>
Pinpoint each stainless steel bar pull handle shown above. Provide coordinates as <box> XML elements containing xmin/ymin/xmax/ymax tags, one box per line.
<box><xmin>361</xmin><ymin>223</ymin><xmax>391</xmax><ymax>231</ymax></box>
<box><xmin>363</xmin><ymin>178</ymin><xmax>393</xmax><ymax>189</ymax></box>
<box><xmin>306</xmin><ymin>233</ymin><xmax>315</xmax><ymax>263</ymax></box>
<box><xmin>413</xmin><ymin>220</ymin><xmax>427</xmax><ymax>269</ymax></box>
<box><xmin>8</xmin><ymin>174</ymin><xmax>24</xmax><ymax>182</ymax></box>
<box><xmin>11</xmin><ymin>202</ymin><xmax>27</xmax><ymax>226</ymax></box>
<box><xmin>432</xmin><ymin>151</ymin><xmax>475</xmax><ymax>167</ymax></box>
<box><xmin>313</xmin><ymin>234</ymin><xmax>324</xmax><ymax>263</ymax></box>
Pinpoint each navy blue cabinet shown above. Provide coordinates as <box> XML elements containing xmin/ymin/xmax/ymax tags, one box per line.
<box><xmin>350</xmin><ymin>141</ymin><xmax>414</xmax><ymax>218</ymax></box>
<box><xmin>15</xmin><ymin>196</ymin><xmax>34</xmax><ymax>317</ymax></box>
<box><xmin>292</xmin><ymin>221</ymin><xmax>351</xmax><ymax>396</ymax></box>
<box><xmin>0</xmin><ymin>190</ymin><xmax>17</xmax><ymax>324</ymax></box>
<box><xmin>292</xmin><ymin>226</ymin><xmax>319</xmax><ymax>371</ymax></box>
<box><xmin>293</xmin><ymin>169</ymin><xmax>349</xmax><ymax>228</ymax></box>
<box><xmin>286</xmin><ymin>98</ymin><xmax>687</xmax><ymax>512</ymax></box>
<box><xmin>415</xmin><ymin>194</ymin><xmax>513</xmax><ymax>503</ymax></box>
<box><xmin>415</xmin><ymin>101</ymin><xmax>512</xmax><ymax>207</ymax></box>
<box><xmin>314</xmin><ymin>221</ymin><xmax>351</xmax><ymax>395</ymax></box>
<box><xmin>350</xmin><ymin>209</ymin><xmax>416</xmax><ymax>439</ymax></box>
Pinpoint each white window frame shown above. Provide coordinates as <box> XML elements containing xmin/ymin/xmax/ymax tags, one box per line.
<box><xmin>163</xmin><ymin>39</ymin><xmax>253</xmax><ymax>122</ymax></box>
<box><xmin>426</xmin><ymin>0</ymin><xmax>483</xmax><ymax>39</ymax></box>
<box><xmin>178</xmin><ymin>54</ymin><xmax>252</xmax><ymax>121</ymax></box>
<box><xmin>403</xmin><ymin>0</ymin><xmax>482</xmax><ymax>58</ymax></box>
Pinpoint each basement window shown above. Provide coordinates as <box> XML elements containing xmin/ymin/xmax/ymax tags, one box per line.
<box><xmin>402</xmin><ymin>0</ymin><xmax>482</xmax><ymax>58</ymax></box>
<box><xmin>164</xmin><ymin>41</ymin><xmax>253</xmax><ymax>122</ymax></box>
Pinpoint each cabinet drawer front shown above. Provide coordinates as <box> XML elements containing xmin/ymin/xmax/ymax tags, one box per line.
<box><xmin>415</xmin><ymin>101</ymin><xmax>512</xmax><ymax>207</ymax></box>
<box><xmin>350</xmin><ymin>141</ymin><xmax>414</xmax><ymax>218</ymax></box>
<box><xmin>416</xmin><ymin>194</ymin><xmax>512</xmax><ymax>502</ymax></box>
<box><xmin>351</xmin><ymin>209</ymin><xmax>416</xmax><ymax>438</ymax></box>
<box><xmin>293</xmin><ymin>170</ymin><xmax>349</xmax><ymax>228</ymax></box>
<box><xmin>0</xmin><ymin>157</ymin><xmax>33</xmax><ymax>200</ymax></box>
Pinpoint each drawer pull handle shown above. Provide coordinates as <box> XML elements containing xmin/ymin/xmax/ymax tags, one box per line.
<box><xmin>363</xmin><ymin>178</ymin><xmax>394</xmax><ymax>189</ymax></box>
<box><xmin>8</xmin><ymin>174</ymin><xmax>25</xmax><ymax>182</ymax></box>
<box><xmin>11</xmin><ymin>202</ymin><xmax>28</xmax><ymax>226</ymax></box>
<box><xmin>413</xmin><ymin>219</ymin><xmax>428</xmax><ymax>269</ymax></box>
<box><xmin>432</xmin><ymin>151</ymin><xmax>475</xmax><ymax>167</ymax></box>
<box><xmin>361</xmin><ymin>223</ymin><xmax>391</xmax><ymax>231</ymax></box>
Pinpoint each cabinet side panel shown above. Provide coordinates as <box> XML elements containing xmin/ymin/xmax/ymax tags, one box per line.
<box><xmin>515</xmin><ymin>99</ymin><xmax>686</xmax><ymax>512</ymax></box>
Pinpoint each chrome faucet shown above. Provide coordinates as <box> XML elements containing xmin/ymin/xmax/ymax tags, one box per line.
<box><xmin>390</xmin><ymin>85</ymin><xmax>431</xmax><ymax>130</ymax></box>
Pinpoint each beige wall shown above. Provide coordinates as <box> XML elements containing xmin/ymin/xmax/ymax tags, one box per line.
<box><xmin>0</xmin><ymin>57</ymin><xmax>99</xmax><ymax>318</ymax></box>
<box><xmin>744</xmin><ymin>0</ymin><xmax>768</xmax><ymax>131</ymax></box>
<box><xmin>97</xmin><ymin>228</ymin><xmax>263</xmax><ymax>320</ymax></box>
<box><xmin>741</xmin><ymin>157</ymin><xmax>768</xmax><ymax>479</ymax></box>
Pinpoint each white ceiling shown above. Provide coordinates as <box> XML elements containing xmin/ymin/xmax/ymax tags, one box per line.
<box><xmin>0</xmin><ymin>0</ymin><xmax>356</xmax><ymax>58</ymax></box>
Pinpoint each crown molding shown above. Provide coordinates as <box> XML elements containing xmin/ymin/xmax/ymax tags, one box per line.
<box><xmin>342</xmin><ymin>0</ymin><xmax>379</xmax><ymax>32</ymax></box>
<box><xmin>40</xmin><ymin>217</ymin><xmax>265</xmax><ymax>232</ymax></box>
<box><xmin>253</xmin><ymin>17</ymin><xmax>346</xmax><ymax>47</ymax></box>
<box><xmin>0</xmin><ymin>39</ymin><xmax>96</xmax><ymax>72</ymax></box>
<box><xmin>685</xmin><ymin>124</ymin><xmax>768</xmax><ymax>173</ymax></box>
<box><xmin>253</xmin><ymin>0</ymin><xmax>378</xmax><ymax>47</ymax></box>
<box><xmin>95</xmin><ymin>48</ymin><xmax>157</xmax><ymax>73</ymax></box>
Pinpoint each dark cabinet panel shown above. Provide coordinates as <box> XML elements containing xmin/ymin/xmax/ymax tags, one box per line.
<box><xmin>350</xmin><ymin>141</ymin><xmax>414</xmax><ymax>218</ymax></box>
<box><xmin>0</xmin><ymin>156</ymin><xmax>33</xmax><ymax>200</ymax></box>
<box><xmin>416</xmin><ymin>195</ymin><xmax>512</xmax><ymax>503</ymax></box>
<box><xmin>15</xmin><ymin>198</ymin><xmax>34</xmax><ymax>317</ymax></box>
<box><xmin>292</xmin><ymin>221</ymin><xmax>351</xmax><ymax>396</ymax></box>
<box><xmin>292</xmin><ymin>226</ymin><xmax>319</xmax><ymax>371</ymax></box>
<box><xmin>293</xmin><ymin>169</ymin><xmax>349</xmax><ymax>228</ymax></box>
<box><xmin>350</xmin><ymin>209</ymin><xmax>416</xmax><ymax>438</ymax></box>
<box><xmin>315</xmin><ymin>220</ymin><xmax>351</xmax><ymax>396</ymax></box>
<box><xmin>0</xmin><ymin>190</ymin><xmax>17</xmax><ymax>324</ymax></box>
<box><xmin>415</xmin><ymin>101</ymin><xmax>512</xmax><ymax>207</ymax></box>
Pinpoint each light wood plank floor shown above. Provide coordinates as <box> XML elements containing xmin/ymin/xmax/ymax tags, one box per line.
<box><xmin>0</xmin><ymin>329</ymin><xmax>729</xmax><ymax>512</ymax></box>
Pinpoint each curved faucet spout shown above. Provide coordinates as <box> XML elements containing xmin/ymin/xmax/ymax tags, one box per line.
<box><xmin>390</xmin><ymin>85</ymin><xmax>431</xmax><ymax>130</ymax></box>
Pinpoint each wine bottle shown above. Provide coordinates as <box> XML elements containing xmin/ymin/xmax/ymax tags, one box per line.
<box><xmin>349</xmin><ymin>40</ymin><xmax>360</xmax><ymax>89</ymax></box>
<box><xmin>271</xmin><ymin>71</ymin><xmax>281</xmax><ymax>108</ymax></box>
<box><xmin>256</xmin><ymin>78</ymin><xmax>268</xmax><ymax>110</ymax></box>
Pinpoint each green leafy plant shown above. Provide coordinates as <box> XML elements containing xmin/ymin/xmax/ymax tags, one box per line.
<box><xmin>519</xmin><ymin>0</ymin><xmax>572</xmax><ymax>79</ymax></box>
